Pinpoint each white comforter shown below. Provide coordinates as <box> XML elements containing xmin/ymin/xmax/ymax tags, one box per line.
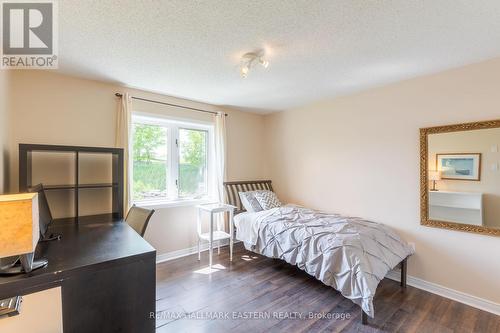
<box><xmin>234</xmin><ymin>205</ymin><xmax>414</xmax><ymax>317</ymax></box>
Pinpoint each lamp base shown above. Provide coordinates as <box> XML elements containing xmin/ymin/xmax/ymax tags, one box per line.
<box><xmin>0</xmin><ymin>253</ymin><xmax>48</xmax><ymax>276</ymax></box>
<box><xmin>430</xmin><ymin>180</ymin><xmax>439</xmax><ymax>191</ymax></box>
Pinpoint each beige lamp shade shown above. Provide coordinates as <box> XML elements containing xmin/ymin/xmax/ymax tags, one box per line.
<box><xmin>428</xmin><ymin>170</ymin><xmax>442</xmax><ymax>181</ymax></box>
<box><xmin>0</xmin><ymin>193</ymin><xmax>40</xmax><ymax>258</ymax></box>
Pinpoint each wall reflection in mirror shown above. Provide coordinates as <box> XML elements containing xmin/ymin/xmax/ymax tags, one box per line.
<box><xmin>426</xmin><ymin>125</ymin><xmax>500</xmax><ymax>231</ymax></box>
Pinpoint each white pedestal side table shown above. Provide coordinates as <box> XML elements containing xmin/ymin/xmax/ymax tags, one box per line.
<box><xmin>196</xmin><ymin>203</ymin><xmax>236</xmax><ymax>269</ymax></box>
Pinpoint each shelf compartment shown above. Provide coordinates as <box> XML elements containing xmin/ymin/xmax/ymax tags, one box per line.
<box><xmin>30</xmin><ymin>151</ymin><xmax>76</xmax><ymax>188</ymax></box>
<box><xmin>45</xmin><ymin>189</ymin><xmax>76</xmax><ymax>220</ymax></box>
<box><xmin>78</xmin><ymin>187</ymin><xmax>114</xmax><ymax>217</ymax></box>
<box><xmin>78</xmin><ymin>152</ymin><xmax>113</xmax><ymax>185</ymax></box>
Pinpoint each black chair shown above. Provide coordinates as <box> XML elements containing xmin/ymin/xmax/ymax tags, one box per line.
<box><xmin>125</xmin><ymin>205</ymin><xmax>155</xmax><ymax>237</ymax></box>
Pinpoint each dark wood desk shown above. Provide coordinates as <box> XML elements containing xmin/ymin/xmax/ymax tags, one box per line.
<box><xmin>0</xmin><ymin>215</ymin><xmax>156</xmax><ymax>333</ymax></box>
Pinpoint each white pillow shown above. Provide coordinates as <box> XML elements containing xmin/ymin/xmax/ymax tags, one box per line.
<box><xmin>254</xmin><ymin>190</ymin><xmax>282</xmax><ymax>210</ymax></box>
<box><xmin>239</xmin><ymin>191</ymin><xmax>264</xmax><ymax>212</ymax></box>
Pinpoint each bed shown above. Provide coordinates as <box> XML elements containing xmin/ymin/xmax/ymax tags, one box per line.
<box><xmin>224</xmin><ymin>180</ymin><xmax>414</xmax><ymax>325</ymax></box>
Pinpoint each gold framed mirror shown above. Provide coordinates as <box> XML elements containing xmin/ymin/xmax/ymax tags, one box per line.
<box><xmin>420</xmin><ymin>119</ymin><xmax>500</xmax><ymax>236</ymax></box>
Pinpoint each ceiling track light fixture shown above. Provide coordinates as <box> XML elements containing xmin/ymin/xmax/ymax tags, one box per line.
<box><xmin>240</xmin><ymin>50</ymin><xmax>269</xmax><ymax>78</ymax></box>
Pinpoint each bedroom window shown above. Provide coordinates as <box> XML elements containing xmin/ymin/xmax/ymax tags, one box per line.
<box><xmin>131</xmin><ymin>114</ymin><xmax>214</xmax><ymax>205</ymax></box>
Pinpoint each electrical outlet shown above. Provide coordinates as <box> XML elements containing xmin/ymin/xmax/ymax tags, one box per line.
<box><xmin>491</xmin><ymin>162</ymin><xmax>499</xmax><ymax>171</ymax></box>
<box><xmin>492</xmin><ymin>144</ymin><xmax>499</xmax><ymax>153</ymax></box>
<box><xmin>408</xmin><ymin>242</ymin><xmax>416</xmax><ymax>252</ymax></box>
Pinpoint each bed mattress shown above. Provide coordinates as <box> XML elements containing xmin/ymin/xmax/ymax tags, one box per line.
<box><xmin>234</xmin><ymin>204</ymin><xmax>414</xmax><ymax>317</ymax></box>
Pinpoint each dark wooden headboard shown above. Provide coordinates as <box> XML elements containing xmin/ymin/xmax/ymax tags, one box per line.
<box><xmin>224</xmin><ymin>180</ymin><xmax>274</xmax><ymax>214</ymax></box>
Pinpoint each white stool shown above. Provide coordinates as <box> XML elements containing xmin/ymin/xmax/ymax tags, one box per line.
<box><xmin>196</xmin><ymin>203</ymin><xmax>236</xmax><ymax>269</ymax></box>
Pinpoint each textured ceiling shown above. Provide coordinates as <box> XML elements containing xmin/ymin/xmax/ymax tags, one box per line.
<box><xmin>58</xmin><ymin>1</ymin><xmax>500</xmax><ymax>113</ymax></box>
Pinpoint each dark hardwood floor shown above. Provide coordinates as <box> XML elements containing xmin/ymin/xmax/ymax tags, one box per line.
<box><xmin>155</xmin><ymin>243</ymin><xmax>500</xmax><ymax>333</ymax></box>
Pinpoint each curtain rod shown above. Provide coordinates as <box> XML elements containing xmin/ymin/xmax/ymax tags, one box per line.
<box><xmin>115</xmin><ymin>93</ymin><xmax>227</xmax><ymax>116</ymax></box>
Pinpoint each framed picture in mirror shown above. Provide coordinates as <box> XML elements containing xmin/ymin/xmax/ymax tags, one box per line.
<box><xmin>436</xmin><ymin>153</ymin><xmax>481</xmax><ymax>181</ymax></box>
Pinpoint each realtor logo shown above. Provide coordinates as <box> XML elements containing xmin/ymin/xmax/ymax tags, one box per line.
<box><xmin>1</xmin><ymin>0</ymin><xmax>58</xmax><ymax>69</ymax></box>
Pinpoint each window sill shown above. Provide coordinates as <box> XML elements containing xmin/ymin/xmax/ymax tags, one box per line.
<box><xmin>133</xmin><ymin>198</ymin><xmax>216</xmax><ymax>209</ymax></box>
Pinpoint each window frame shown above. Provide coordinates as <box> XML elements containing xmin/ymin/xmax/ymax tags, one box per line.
<box><xmin>131</xmin><ymin>112</ymin><xmax>215</xmax><ymax>207</ymax></box>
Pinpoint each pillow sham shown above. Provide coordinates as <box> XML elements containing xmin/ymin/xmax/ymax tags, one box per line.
<box><xmin>239</xmin><ymin>191</ymin><xmax>264</xmax><ymax>212</ymax></box>
<box><xmin>254</xmin><ymin>190</ymin><xmax>282</xmax><ymax>210</ymax></box>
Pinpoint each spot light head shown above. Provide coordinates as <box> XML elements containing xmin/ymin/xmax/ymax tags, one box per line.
<box><xmin>259</xmin><ymin>57</ymin><xmax>269</xmax><ymax>68</ymax></box>
<box><xmin>240</xmin><ymin>65</ymin><xmax>249</xmax><ymax>78</ymax></box>
<box><xmin>240</xmin><ymin>50</ymin><xmax>269</xmax><ymax>78</ymax></box>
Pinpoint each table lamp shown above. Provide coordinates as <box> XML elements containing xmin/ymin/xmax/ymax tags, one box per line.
<box><xmin>428</xmin><ymin>170</ymin><xmax>441</xmax><ymax>191</ymax></box>
<box><xmin>0</xmin><ymin>193</ymin><xmax>48</xmax><ymax>275</ymax></box>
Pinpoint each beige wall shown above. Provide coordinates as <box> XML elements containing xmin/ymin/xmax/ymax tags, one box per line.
<box><xmin>428</xmin><ymin>129</ymin><xmax>500</xmax><ymax>227</ymax></box>
<box><xmin>264</xmin><ymin>57</ymin><xmax>500</xmax><ymax>304</ymax></box>
<box><xmin>4</xmin><ymin>70</ymin><xmax>268</xmax><ymax>255</ymax></box>
<box><xmin>0</xmin><ymin>287</ymin><xmax>62</xmax><ymax>333</ymax></box>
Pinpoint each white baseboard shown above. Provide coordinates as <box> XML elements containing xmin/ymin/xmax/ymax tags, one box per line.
<box><xmin>156</xmin><ymin>239</ymin><xmax>239</xmax><ymax>264</ymax></box>
<box><xmin>386</xmin><ymin>270</ymin><xmax>500</xmax><ymax>316</ymax></box>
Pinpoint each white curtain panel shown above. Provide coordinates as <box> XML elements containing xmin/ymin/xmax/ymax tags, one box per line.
<box><xmin>115</xmin><ymin>93</ymin><xmax>132</xmax><ymax>215</ymax></box>
<box><xmin>214</xmin><ymin>112</ymin><xmax>227</xmax><ymax>203</ymax></box>
<box><xmin>214</xmin><ymin>112</ymin><xmax>227</xmax><ymax>229</ymax></box>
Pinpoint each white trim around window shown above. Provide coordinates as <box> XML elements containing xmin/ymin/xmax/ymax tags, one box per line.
<box><xmin>131</xmin><ymin>112</ymin><xmax>216</xmax><ymax>208</ymax></box>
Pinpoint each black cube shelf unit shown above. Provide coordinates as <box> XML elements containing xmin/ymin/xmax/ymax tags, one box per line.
<box><xmin>19</xmin><ymin>144</ymin><xmax>124</xmax><ymax>222</ymax></box>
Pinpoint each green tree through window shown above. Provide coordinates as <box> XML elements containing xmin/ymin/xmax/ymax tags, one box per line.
<box><xmin>133</xmin><ymin>124</ymin><xmax>166</xmax><ymax>162</ymax></box>
<box><xmin>132</xmin><ymin>124</ymin><xmax>167</xmax><ymax>201</ymax></box>
<box><xmin>179</xmin><ymin>129</ymin><xmax>207</xmax><ymax>197</ymax></box>
<box><xmin>132</xmin><ymin>122</ymin><xmax>209</xmax><ymax>201</ymax></box>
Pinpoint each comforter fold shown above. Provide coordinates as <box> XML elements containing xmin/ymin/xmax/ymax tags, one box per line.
<box><xmin>234</xmin><ymin>205</ymin><xmax>414</xmax><ymax>317</ymax></box>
